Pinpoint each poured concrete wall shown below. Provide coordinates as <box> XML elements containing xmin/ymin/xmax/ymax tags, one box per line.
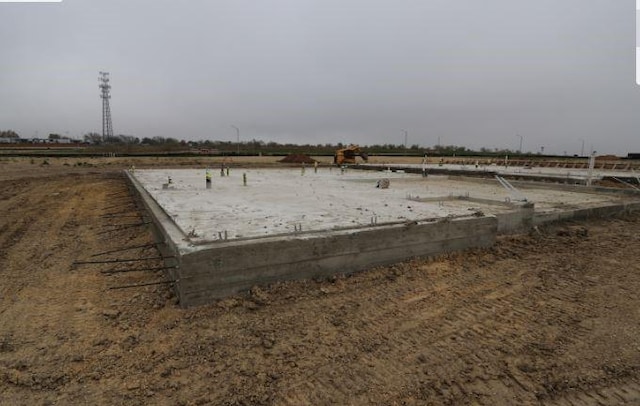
<box><xmin>177</xmin><ymin>216</ymin><xmax>497</xmax><ymax>306</ymax></box>
<box><xmin>533</xmin><ymin>201</ymin><xmax>640</xmax><ymax>226</ymax></box>
<box><xmin>496</xmin><ymin>204</ymin><xmax>535</xmax><ymax>234</ymax></box>
<box><xmin>413</xmin><ymin>195</ymin><xmax>533</xmax><ymax>234</ymax></box>
<box><xmin>125</xmin><ymin>171</ymin><xmax>181</xmax><ymax>294</ymax></box>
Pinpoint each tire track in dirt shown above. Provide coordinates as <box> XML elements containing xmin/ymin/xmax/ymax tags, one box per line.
<box><xmin>271</xmin><ymin>225</ymin><xmax>638</xmax><ymax>405</ymax></box>
<box><xmin>274</xmin><ymin>263</ymin><xmax>536</xmax><ymax>404</ymax></box>
<box><xmin>0</xmin><ymin>180</ymin><xmax>66</xmax><ymax>304</ymax></box>
<box><xmin>0</xmin><ymin>172</ymin><xmax>168</xmax><ymax>404</ymax></box>
<box><xmin>0</xmin><ymin>174</ymin><xmax>114</xmax><ymax>324</ymax></box>
<box><xmin>543</xmin><ymin>379</ymin><xmax>640</xmax><ymax>405</ymax></box>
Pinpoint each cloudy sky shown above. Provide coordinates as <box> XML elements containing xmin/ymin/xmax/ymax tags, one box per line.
<box><xmin>1</xmin><ymin>0</ymin><xmax>638</xmax><ymax>154</ymax></box>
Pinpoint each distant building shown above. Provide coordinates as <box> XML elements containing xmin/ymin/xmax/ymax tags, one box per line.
<box><xmin>30</xmin><ymin>138</ymin><xmax>49</xmax><ymax>144</ymax></box>
<box><xmin>192</xmin><ymin>148</ymin><xmax>221</xmax><ymax>155</ymax></box>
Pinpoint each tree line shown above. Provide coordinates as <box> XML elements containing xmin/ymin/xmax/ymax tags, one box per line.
<box><xmin>1</xmin><ymin>129</ymin><xmax>529</xmax><ymax>156</ymax></box>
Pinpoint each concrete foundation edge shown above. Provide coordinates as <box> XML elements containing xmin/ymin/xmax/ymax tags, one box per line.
<box><xmin>532</xmin><ymin>201</ymin><xmax>640</xmax><ymax>226</ymax></box>
<box><xmin>124</xmin><ymin>170</ymin><xmax>640</xmax><ymax>307</ymax></box>
<box><xmin>178</xmin><ymin>216</ymin><xmax>497</xmax><ymax>306</ymax></box>
<box><xmin>124</xmin><ymin>171</ymin><xmax>181</xmax><ymax>296</ymax></box>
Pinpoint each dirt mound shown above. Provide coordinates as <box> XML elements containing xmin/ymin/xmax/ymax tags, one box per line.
<box><xmin>595</xmin><ymin>154</ymin><xmax>619</xmax><ymax>161</ymax></box>
<box><xmin>278</xmin><ymin>154</ymin><xmax>317</xmax><ymax>164</ymax></box>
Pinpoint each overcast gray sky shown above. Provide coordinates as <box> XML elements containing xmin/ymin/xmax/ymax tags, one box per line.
<box><xmin>1</xmin><ymin>0</ymin><xmax>638</xmax><ymax>154</ymax></box>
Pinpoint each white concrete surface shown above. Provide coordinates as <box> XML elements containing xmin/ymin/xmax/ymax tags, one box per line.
<box><xmin>373</xmin><ymin>162</ymin><xmax>640</xmax><ymax>182</ymax></box>
<box><xmin>133</xmin><ymin>168</ymin><xmax>620</xmax><ymax>243</ymax></box>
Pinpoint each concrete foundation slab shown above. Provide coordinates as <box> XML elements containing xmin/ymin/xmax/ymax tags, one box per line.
<box><xmin>126</xmin><ymin>167</ymin><xmax>640</xmax><ymax>306</ymax></box>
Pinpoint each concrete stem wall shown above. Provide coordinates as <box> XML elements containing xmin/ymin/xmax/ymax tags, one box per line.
<box><xmin>177</xmin><ymin>216</ymin><xmax>497</xmax><ymax>307</ymax></box>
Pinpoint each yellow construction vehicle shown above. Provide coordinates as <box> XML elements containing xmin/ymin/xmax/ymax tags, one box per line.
<box><xmin>334</xmin><ymin>145</ymin><xmax>368</xmax><ymax>165</ymax></box>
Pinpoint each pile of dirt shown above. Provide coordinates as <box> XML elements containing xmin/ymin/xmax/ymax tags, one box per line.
<box><xmin>278</xmin><ymin>154</ymin><xmax>317</xmax><ymax>164</ymax></box>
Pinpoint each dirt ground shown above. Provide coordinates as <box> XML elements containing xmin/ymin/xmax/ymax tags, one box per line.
<box><xmin>1</xmin><ymin>159</ymin><xmax>640</xmax><ymax>405</ymax></box>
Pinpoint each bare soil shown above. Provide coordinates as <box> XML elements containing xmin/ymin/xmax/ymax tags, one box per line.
<box><xmin>278</xmin><ymin>154</ymin><xmax>317</xmax><ymax>164</ymax></box>
<box><xmin>1</xmin><ymin>160</ymin><xmax>639</xmax><ymax>405</ymax></box>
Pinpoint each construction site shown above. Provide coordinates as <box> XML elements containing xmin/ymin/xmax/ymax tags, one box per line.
<box><xmin>3</xmin><ymin>1</ymin><xmax>639</xmax><ymax>403</ymax></box>
<box><xmin>129</xmin><ymin>164</ymin><xmax>640</xmax><ymax>307</ymax></box>
<box><xmin>1</xmin><ymin>156</ymin><xmax>640</xmax><ymax>405</ymax></box>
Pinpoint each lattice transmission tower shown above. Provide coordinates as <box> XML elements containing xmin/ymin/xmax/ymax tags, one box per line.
<box><xmin>98</xmin><ymin>71</ymin><xmax>114</xmax><ymax>141</ymax></box>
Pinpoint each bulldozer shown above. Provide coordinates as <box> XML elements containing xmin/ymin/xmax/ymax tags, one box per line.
<box><xmin>334</xmin><ymin>144</ymin><xmax>368</xmax><ymax>165</ymax></box>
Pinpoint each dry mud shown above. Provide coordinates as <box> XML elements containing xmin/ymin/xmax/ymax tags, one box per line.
<box><xmin>0</xmin><ymin>164</ymin><xmax>639</xmax><ymax>405</ymax></box>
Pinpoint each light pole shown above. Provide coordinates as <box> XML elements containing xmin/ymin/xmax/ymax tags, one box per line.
<box><xmin>516</xmin><ymin>134</ymin><xmax>523</xmax><ymax>153</ymax></box>
<box><xmin>231</xmin><ymin>125</ymin><xmax>239</xmax><ymax>155</ymax></box>
<box><xmin>402</xmin><ymin>129</ymin><xmax>408</xmax><ymax>149</ymax></box>
<box><xmin>580</xmin><ymin>139</ymin><xmax>585</xmax><ymax>157</ymax></box>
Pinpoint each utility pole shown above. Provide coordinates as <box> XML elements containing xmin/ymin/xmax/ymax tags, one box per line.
<box><xmin>587</xmin><ymin>149</ymin><xmax>596</xmax><ymax>186</ymax></box>
<box><xmin>231</xmin><ymin>125</ymin><xmax>240</xmax><ymax>155</ymax></box>
<box><xmin>402</xmin><ymin>129</ymin><xmax>408</xmax><ymax>149</ymax></box>
<box><xmin>516</xmin><ymin>134</ymin><xmax>523</xmax><ymax>153</ymax></box>
<box><xmin>98</xmin><ymin>72</ymin><xmax>113</xmax><ymax>142</ymax></box>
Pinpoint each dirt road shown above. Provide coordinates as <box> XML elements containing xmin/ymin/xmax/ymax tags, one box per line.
<box><xmin>1</xmin><ymin>163</ymin><xmax>639</xmax><ymax>405</ymax></box>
